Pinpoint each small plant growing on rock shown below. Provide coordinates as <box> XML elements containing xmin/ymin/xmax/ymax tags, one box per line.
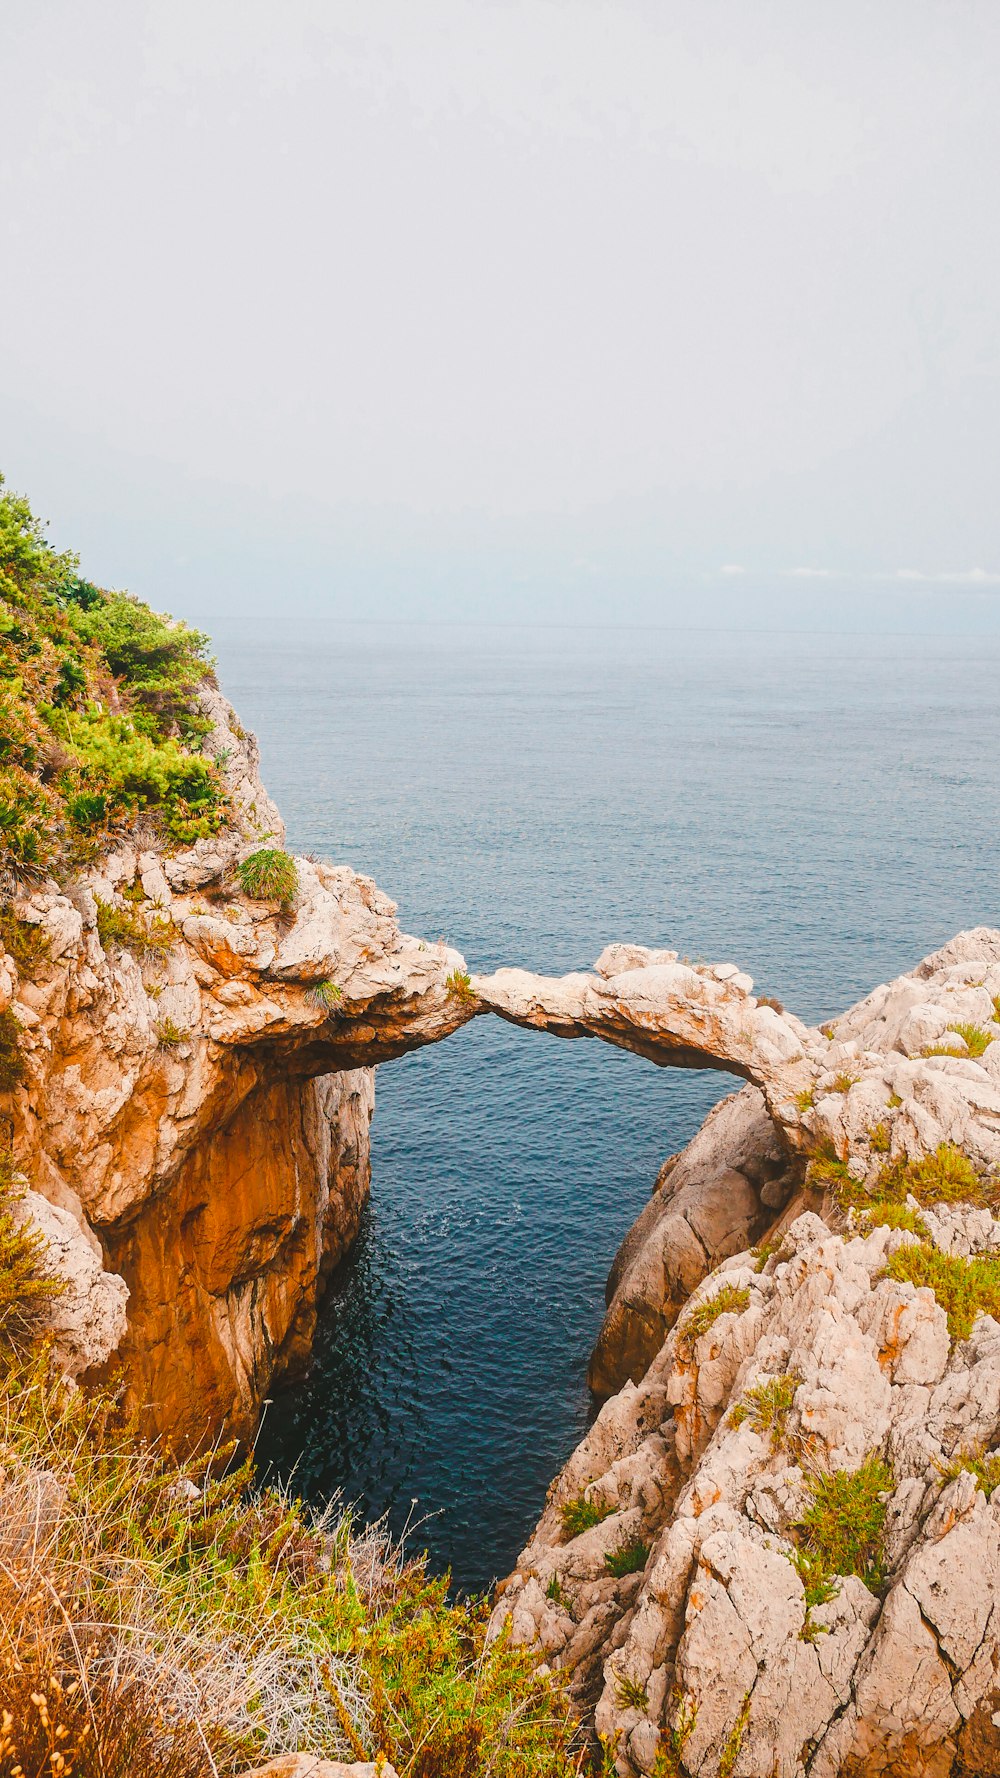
<box><xmin>680</xmin><ymin>1282</ymin><xmax>751</xmax><ymax>1347</ymax></box>
<box><xmin>730</xmin><ymin>1372</ymin><xmax>800</xmax><ymax>1450</ymax></box>
<box><xmin>0</xmin><ymin>1007</ymin><xmax>26</xmax><ymax>1092</ymax></box>
<box><xmin>939</xmin><ymin>1443</ymin><xmax>1000</xmax><ymax>1499</ymax></box>
<box><xmin>794</xmin><ymin>1087</ymin><xmax>815</xmax><ymax>1113</ymax></box>
<box><xmin>155</xmin><ymin>1017</ymin><xmax>189</xmax><ymax>1048</ymax></box>
<box><xmin>236</xmin><ymin>847</ymin><xmax>299</xmax><ymax>903</ymax></box>
<box><xmin>794</xmin><ymin>1455</ymin><xmax>893</xmax><ymax>1594</ymax></box>
<box><xmin>307</xmin><ymin>979</ymin><xmax>343</xmax><ymax>1013</ymax></box>
<box><xmin>755</xmin><ymin>993</ymin><xmax>784</xmax><ymax>1013</ymax></box>
<box><xmin>652</xmin><ymin>1692</ymin><xmax>698</xmax><ymax>1778</ymax></box>
<box><xmin>0</xmin><ymin>912</ymin><xmax>50</xmax><ymax>974</ymax></box>
<box><xmin>830</xmin><ymin>1071</ymin><xmax>858</xmax><ymax>1094</ymax></box>
<box><xmin>925</xmin><ymin>1021</ymin><xmax>993</xmax><ymax>1060</ymax></box>
<box><xmin>869</xmin><ymin>1121</ymin><xmax>891</xmax><ymax>1154</ymax></box>
<box><xmin>95</xmin><ymin>897</ymin><xmax>174</xmax><ymax>959</ymax></box>
<box><xmin>751</xmin><ymin>1237</ymin><xmax>781</xmax><ymax>1272</ymax></box>
<box><xmin>545</xmin><ymin>1571</ymin><xmax>569</xmax><ymax>1607</ymax></box>
<box><xmin>885</xmin><ymin>1242</ymin><xmax>1000</xmax><ymax>1342</ymax></box>
<box><xmin>604</xmin><ymin>1536</ymin><xmax>650</xmax><ymax>1578</ymax></box>
<box><xmin>613</xmin><ymin>1670</ymin><xmax>649</xmax><ymax>1712</ymax></box>
<box><xmin>857</xmin><ymin>1201</ymin><xmax>928</xmax><ymax>1237</ymax></box>
<box><xmin>887</xmin><ymin>1090</ymin><xmax>903</xmax><ymax>1109</ymax></box>
<box><xmin>0</xmin><ymin>1153</ymin><xmax>62</xmax><ymax>1343</ymax></box>
<box><xmin>446</xmin><ymin>969</ymin><xmax>475</xmax><ymax>1005</ymax></box>
<box><xmin>559</xmin><ymin>1492</ymin><xmax>614</xmax><ymax>1540</ymax></box>
<box><xmin>719</xmin><ymin>1691</ymin><xmax>753</xmax><ymax>1778</ymax></box>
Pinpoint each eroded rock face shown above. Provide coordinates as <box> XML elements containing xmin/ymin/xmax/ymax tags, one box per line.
<box><xmin>490</xmin><ymin>930</ymin><xmax>1000</xmax><ymax>1776</ymax></box>
<box><xmin>1</xmin><ymin>687</ymin><xmax>473</xmax><ymax>1442</ymax></box>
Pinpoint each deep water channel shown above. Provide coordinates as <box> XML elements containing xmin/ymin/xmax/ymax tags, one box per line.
<box><xmin>219</xmin><ymin>620</ymin><xmax>1000</xmax><ymax>1591</ymax></box>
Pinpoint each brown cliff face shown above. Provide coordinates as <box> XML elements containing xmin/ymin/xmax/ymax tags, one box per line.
<box><xmin>0</xmin><ymin>685</ymin><xmax>473</xmax><ymax>1447</ymax></box>
<box><xmin>101</xmin><ymin>1069</ymin><xmax>373</xmax><ymax>1446</ymax></box>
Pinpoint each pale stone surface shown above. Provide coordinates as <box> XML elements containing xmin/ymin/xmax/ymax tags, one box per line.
<box><xmin>493</xmin><ymin>1190</ymin><xmax>1000</xmax><ymax>1775</ymax></box>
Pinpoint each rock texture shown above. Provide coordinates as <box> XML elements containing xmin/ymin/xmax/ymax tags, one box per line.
<box><xmin>490</xmin><ymin>929</ymin><xmax>1000</xmax><ymax>1776</ymax></box>
<box><xmin>1</xmin><ymin>685</ymin><xmax>473</xmax><ymax>1443</ymax></box>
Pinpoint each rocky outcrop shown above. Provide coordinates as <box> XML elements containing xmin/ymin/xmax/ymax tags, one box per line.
<box><xmin>490</xmin><ymin>929</ymin><xmax>1000</xmax><ymax>1776</ymax></box>
<box><xmin>1</xmin><ymin>686</ymin><xmax>474</xmax><ymax>1444</ymax></box>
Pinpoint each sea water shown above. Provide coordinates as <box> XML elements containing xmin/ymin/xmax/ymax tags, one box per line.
<box><xmin>216</xmin><ymin>621</ymin><xmax>1000</xmax><ymax>1592</ymax></box>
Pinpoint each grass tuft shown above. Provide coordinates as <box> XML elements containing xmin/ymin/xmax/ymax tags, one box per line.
<box><xmin>604</xmin><ymin>1537</ymin><xmax>650</xmax><ymax>1579</ymax></box>
<box><xmin>236</xmin><ymin>848</ymin><xmax>299</xmax><ymax>903</ymax></box>
<box><xmin>0</xmin><ymin>911</ymin><xmax>50</xmax><ymax>974</ymax></box>
<box><xmin>885</xmin><ymin>1241</ymin><xmax>1000</xmax><ymax>1342</ymax></box>
<box><xmin>155</xmin><ymin>1017</ymin><xmax>190</xmax><ymax>1048</ymax></box>
<box><xmin>680</xmin><ymin>1282</ymin><xmax>751</xmax><ymax>1347</ymax></box>
<box><xmin>938</xmin><ymin>1444</ymin><xmax>1000</xmax><ymax>1499</ymax></box>
<box><xmin>730</xmin><ymin>1372</ymin><xmax>800</xmax><ymax>1450</ymax></box>
<box><xmin>869</xmin><ymin>1121</ymin><xmax>891</xmax><ymax>1154</ymax></box>
<box><xmin>307</xmin><ymin>979</ymin><xmax>343</xmax><ymax>1013</ymax></box>
<box><xmin>446</xmin><ymin>968</ymin><xmax>476</xmax><ymax>1004</ymax></box>
<box><xmin>794</xmin><ymin>1087</ymin><xmax>815</xmax><ymax>1113</ymax></box>
<box><xmin>830</xmin><ymin>1072</ymin><xmax>858</xmax><ymax>1094</ymax></box>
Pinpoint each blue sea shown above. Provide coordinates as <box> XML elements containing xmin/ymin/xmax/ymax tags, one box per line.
<box><xmin>216</xmin><ymin>621</ymin><xmax>1000</xmax><ymax>1593</ymax></box>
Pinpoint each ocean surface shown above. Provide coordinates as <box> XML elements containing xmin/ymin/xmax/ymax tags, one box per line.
<box><xmin>216</xmin><ymin>621</ymin><xmax>1000</xmax><ymax>1593</ymax></box>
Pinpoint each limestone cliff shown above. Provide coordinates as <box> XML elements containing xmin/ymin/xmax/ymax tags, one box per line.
<box><xmin>489</xmin><ymin>931</ymin><xmax>1000</xmax><ymax>1777</ymax></box>
<box><xmin>1</xmin><ymin>684</ymin><xmax>472</xmax><ymax>1444</ymax></box>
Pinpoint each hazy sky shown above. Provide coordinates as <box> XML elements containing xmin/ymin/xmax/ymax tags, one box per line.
<box><xmin>3</xmin><ymin>1</ymin><xmax>1000</xmax><ymax>632</ymax></box>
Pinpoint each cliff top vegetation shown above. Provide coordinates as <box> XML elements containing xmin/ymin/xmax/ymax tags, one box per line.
<box><xmin>0</xmin><ymin>475</ymin><xmax>229</xmax><ymax>887</ymax></box>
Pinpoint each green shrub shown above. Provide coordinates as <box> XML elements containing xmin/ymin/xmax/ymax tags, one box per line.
<box><xmin>0</xmin><ymin>476</ymin><xmax>228</xmax><ymax>875</ymax></box>
<box><xmin>934</xmin><ymin>1022</ymin><xmax>993</xmax><ymax>1059</ymax></box>
<box><xmin>545</xmin><ymin>1571</ymin><xmax>569</xmax><ymax>1607</ymax></box>
<box><xmin>559</xmin><ymin>1492</ymin><xmax>614</xmax><ymax>1541</ymax></box>
<box><xmin>613</xmin><ymin>1672</ymin><xmax>649</xmax><ymax>1712</ymax></box>
<box><xmin>794</xmin><ymin>1087</ymin><xmax>815</xmax><ymax>1113</ymax></box>
<box><xmin>446</xmin><ymin>968</ymin><xmax>476</xmax><ymax>1004</ymax></box>
<box><xmin>96</xmin><ymin>897</ymin><xmax>174</xmax><ymax>959</ymax></box>
<box><xmin>794</xmin><ymin>1455</ymin><xmax>893</xmax><ymax>1594</ymax></box>
<box><xmin>155</xmin><ymin>1017</ymin><xmax>189</xmax><ymax>1048</ymax></box>
<box><xmin>0</xmin><ymin>1005</ymin><xmax>26</xmax><ymax>1091</ymax></box>
<box><xmin>237</xmin><ymin>847</ymin><xmax>299</xmax><ymax>902</ymax></box>
<box><xmin>730</xmin><ymin>1373</ymin><xmax>799</xmax><ymax>1450</ymax></box>
<box><xmin>604</xmin><ymin>1537</ymin><xmax>650</xmax><ymax>1578</ymax></box>
<box><xmin>869</xmin><ymin>1121</ymin><xmax>891</xmax><ymax>1154</ymax></box>
<box><xmin>857</xmin><ymin>1201</ymin><xmax>928</xmax><ymax>1237</ymax></box>
<box><xmin>885</xmin><ymin>1242</ymin><xmax>1000</xmax><ymax>1342</ymax></box>
<box><xmin>680</xmin><ymin>1282</ymin><xmax>751</xmax><ymax>1347</ymax></box>
<box><xmin>751</xmin><ymin>1237</ymin><xmax>781</xmax><ymax>1272</ymax></box>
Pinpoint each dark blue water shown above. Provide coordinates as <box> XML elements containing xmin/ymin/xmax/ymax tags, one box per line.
<box><xmin>218</xmin><ymin>622</ymin><xmax>1000</xmax><ymax>1592</ymax></box>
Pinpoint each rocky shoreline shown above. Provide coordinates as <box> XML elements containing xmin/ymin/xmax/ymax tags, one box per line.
<box><xmin>6</xmin><ymin>682</ymin><xmax>1000</xmax><ymax>1774</ymax></box>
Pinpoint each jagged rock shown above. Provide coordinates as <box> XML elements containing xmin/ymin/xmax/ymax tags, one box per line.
<box><xmin>493</xmin><ymin>1199</ymin><xmax>1000</xmax><ymax>1776</ymax></box>
<box><xmin>589</xmin><ymin>1086</ymin><xmax>789</xmax><ymax>1396</ymax></box>
<box><xmin>18</xmin><ymin>1188</ymin><xmax>128</xmax><ymax>1375</ymax></box>
<box><xmin>2</xmin><ymin>689</ymin><xmax>473</xmax><ymax>1444</ymax></box>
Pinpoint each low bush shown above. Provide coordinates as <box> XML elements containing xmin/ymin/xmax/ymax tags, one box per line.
<box><xmin>939</xmin><ymin>1444</ymin><xmax>1000</xmax><ymax>1499</ymax></box>
<box><xmin>559</xmin><ymin>1492</ymin><xmax>614</xmax><ymax>1541</ymax></box>
<box><xmin>0</xmin><ymin>477</ymin><xmax>228</xmax><ymax>877</ymax></box>
<box><xmin>794</xmin><ymin>1455</ymin><xmax>893</xmax><ymax>1595</ymax></box>
<box><xmin>237</xmin><ymin>848</ymin><xmax>299</xmax><ymax>903</ymax></box>
<box><xmin>155</xmin><ymin>1017</ymin><xmax>190</xmax><ymax>1048</ymax></box>
<box><xmin>0</xmin><ymin>910</ymin><xmax>50</xmax><ymax>973</ymax></box>
<box><xmin>96</xmin><ymin>897</ymin><xmax>174</xmax><ymax>959</ymax></box>
<box><xmin>604</xmin><ymin>1537</ymin><xmax>650</xmax><ymax>1578</ymax></box>
<box><xmin>0</xmin><ymin>1153</ymin><xmax>63</xmax><ymax>1342</ymax></box>
<box><xmin>885</xmin><ymin>1242</ymin><xmax>1000</xmax><ymax>1342</ymax></box>
<box><xmin>446</xmin><ymin>968</ymin><xmax>476</xmax><ymax>1004</ymax></box>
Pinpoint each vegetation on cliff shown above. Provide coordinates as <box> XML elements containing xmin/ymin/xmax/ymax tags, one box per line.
<box><xmin>0</xmin><ymin>475</ymin><xmax>228</xmax><ymax>884</ymax></box>
<box><xmin>0</xmin><ymin>1164</ymin><xmax>585</xmax><ymax>1777</ymax></box>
